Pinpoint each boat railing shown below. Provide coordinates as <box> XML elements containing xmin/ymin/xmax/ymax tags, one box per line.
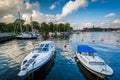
<box><xmin>89</xmin><ymin>62</ymin><xmax>105</xmax><ymax>65</ymax></box>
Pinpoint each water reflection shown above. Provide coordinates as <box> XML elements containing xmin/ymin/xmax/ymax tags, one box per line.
<box><xmin>24</xmin><ymin>53</ymin><xmax>56</xmax><ymax>80</ymax></box>
<box><xmin>0</xmin><ymin>32</ymin><xmax>119</xmax><ymax>80</ymax></box>
<box><xmin>74</xmin><ymin>57</ymin><xmax>108</xmax><ymax>80</ymax></box>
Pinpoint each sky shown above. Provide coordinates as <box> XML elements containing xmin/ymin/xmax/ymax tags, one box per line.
<box><xmin>0</xmin><ymin>0</ymin><xmax>120</xmax><ymax>29</ymax></box>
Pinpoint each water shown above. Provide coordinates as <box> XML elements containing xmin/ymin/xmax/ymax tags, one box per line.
<box><xmin>0</xmin><ymin>32</ymin><xmax>120</xmax><ymax>80</ymax></box>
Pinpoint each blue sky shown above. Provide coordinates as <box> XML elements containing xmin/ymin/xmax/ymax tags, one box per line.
<box><xmin>0</xmin><ymin>0</ymin><xmax>120</xmax><ymax>29</ymax></box>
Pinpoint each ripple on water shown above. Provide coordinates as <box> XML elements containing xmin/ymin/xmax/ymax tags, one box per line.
<box><xmin>0</xmin><ymin>32</ymin><xmax>119</xmax><ymax>80</ymax></box>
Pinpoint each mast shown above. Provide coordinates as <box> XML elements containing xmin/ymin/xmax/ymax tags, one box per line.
<box><xmin>18</xmin><ymin>11</ymin><xmax>23</xmax><ymax>33</ymax></box>
<box><xmin>30</xmin><ymin>16</ymin><xmax>33</xmax><ymax>32</ymax></box>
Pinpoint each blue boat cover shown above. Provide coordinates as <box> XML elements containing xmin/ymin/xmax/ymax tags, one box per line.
<box><xmin>77</xmin><ymin>45</ymin><xmax>96</xmax><ymax>53</ymax></box>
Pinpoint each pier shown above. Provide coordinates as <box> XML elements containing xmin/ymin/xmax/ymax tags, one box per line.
<box><xmin>0</xmin><ymin>33</ymin><xmax>16</xmax><ymax>43</ymax></box>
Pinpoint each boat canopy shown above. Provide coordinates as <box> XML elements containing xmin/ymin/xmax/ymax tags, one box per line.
<box><xmin>77</xmin><ymin>45</ymin><xmax>96</xmax><ymax>53</ymax></box>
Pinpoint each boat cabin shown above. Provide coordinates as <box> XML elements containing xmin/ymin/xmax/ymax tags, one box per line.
<box><xmin>32</xmin><ymin>41</ymin><xmax>55</xmax><ymax>53</ymax></box>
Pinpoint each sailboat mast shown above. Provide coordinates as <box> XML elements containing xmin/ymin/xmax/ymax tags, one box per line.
<box><xmin>31</xmin><ymin>16</ymin><xmax>33</xmax><ymax>32</ymax></box>
<box><xmin>18</xmin><ymin>11</ymin><xmax>23</xmax><ymax>33</ymax></box>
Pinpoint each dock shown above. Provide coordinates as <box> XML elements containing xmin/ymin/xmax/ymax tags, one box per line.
<box><xmin>0</xmin><ymin>33</ymin><xmax>16</xmax><ymax>43</ymax></box>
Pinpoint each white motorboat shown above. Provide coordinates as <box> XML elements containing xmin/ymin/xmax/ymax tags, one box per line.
<box><xmin>18</xmin><ymin>41</ymin><xmax>56</xmax><ymax>76</ymax></box>
<box><xmin>16</xmin><ymin>32</ymin><xmax>38</xmax><ymax>39</ymax></box>
<box><xmin>76</xmin><ymin>45</ymin><xmax>113</xmax><ymax>78</ymax></box>
<box><xmin>56</xmin><ymin>32</ymin><xmax>61</xmax><ymax>36</ymax></box>
<box><xmin>49</xmin><ymin>32</ymin><xmax>55</xmax><ymax>37</ymax></box>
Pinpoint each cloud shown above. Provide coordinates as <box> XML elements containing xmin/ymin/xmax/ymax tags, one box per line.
<box><xmin>0</xmin><ymin>0</ymin><xmax>59</xmax><ymax>24</ymax></box>
<box><xmin>112</xmin><ymin>19</ymin><xmax>120</xmax><ymax>24</ymax></box>
<box><xmin>74</xmin><ymin>19</ymin><xmax>120</xmax><ymax>30</ymax></box>
<box><xmin>0</xmin><ymin>0</ymin><xmax>22</xmax><ymax>17</ymax></box>
<box><xmin>57</xmin><ymin>0</ymin><xmax>88</xmax><ymax>20</ymax></box>
<box><xmin>50</xmin><ymin>4</ymin><xmax>56</xmax><ymax>10</ymax></box>
<box><xmin>0</xmin><ymin>0</ymin><xmax>88</xmax><ymax>25</ymax></box>
<box><xmin>105</xmin><ymin>13</ymin><xmax>116</xmax><ymax>18</ymax></box>
<box><xmin>22</xmin><ymin>10</ymin><xmax>59</xmax><ymax>24</ymax></box>
<box><xmin>82</xmin><ymin>22</ymin><xmax>93</xmax><ymax>28</ymax></box>
<box><xmin>0</xmin><ymin>14</ymin><xmax>16</xmax><ymax>23</ymax></box>
<box><xmin>91</xmin><ymin>0</ymin><xmax>98</xmax><ymax>2</ymax></box>
<box><xmin>0</xmin><ymin>0</ymin><xmax>40</xmax><ymax>23</ymax></box>
<box><xmin>49</xmin><ymin>0</ymin><xmax>63</xmax><ymax>10</ymax></box>
<box><xmin>0</xmin><ymin>0</ymin><xmax>69</xmax><ymax>24</ymax></box>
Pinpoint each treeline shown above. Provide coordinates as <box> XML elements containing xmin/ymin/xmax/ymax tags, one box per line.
<box><xmin>82</xmin><ymin>27</ymin><xmax>120</xmax><ymax>32</ymax></box>
<box><xmin>0</xmin><ymin>19</ymin><xmax>73</xmax><ymax>32</ymax></box>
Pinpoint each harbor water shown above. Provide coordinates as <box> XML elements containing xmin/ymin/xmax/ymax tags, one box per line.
<box><xmin>0</xmin><ymin>32</ymin><xmax>120</xmax><ymax>80</ymax></box>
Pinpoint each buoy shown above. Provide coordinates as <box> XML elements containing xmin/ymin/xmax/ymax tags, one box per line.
<box><xmin>101</xmin><ymin>38</ymin><xmax>104</xmax><ymax>41</ymax></box>
<box><xmin>116</xmin><ymin>40</ymin><xmax>119</xmax><ymax>42</ymax></box>
<box><xmin>93</xmin><ymin>40</ymin><xmax>95</xmax><ymax>42</ymax></box>
<box><xmin>81</xmin><ymin>39</ymin><xmax>84</xmax><ymax>41</ymax></box>
<box><xmin>64</xmin><ymin>43</ymin><xmax>67</xmax><ymax>48</ymax></box>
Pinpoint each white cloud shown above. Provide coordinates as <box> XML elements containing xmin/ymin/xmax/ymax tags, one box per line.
<box><xmin>25</xmin><ymin>2</ymin><xmax>32</xmax><ymax>10</ymax></box>
<box><xmin>105</xmin><ymin>13</ymin><xmax>116</xmax><ymax>18</ymax></box>
<box><xmin>0</xmin><ymin>0</ymin><xmax>88</xmax><ymax>25</ymax></box>
<box><xmin>1</xmin><ymin>0</ymin><xmax>119</xmax><ymax>30</ymax></box>
<box><xmin>91</xmin><ymin>0</ymin><xmax>98</xmax><ymax>2</ymax></box>
<box><xmin>72</xmin><ymin>22</ymin><xmax>93</xmax><ymax>30</ymax></box>
<box><xmin>49</xmin><ymin>0</ymin><xmax>63</xmax><ymax>10</ymax></box>
<box><xmin>22</xmin><ymin>10</ymin><xmax>59</xmax><ymax>24</ymax></box>
<box><xmin>73</xmin><ymin>19</ymin><xmax>120</xmax><ymax>30</ymax></box>
<box><xmin>82</xmin><ymin>22</ymin><xmax>93</xmax><ymax>28</ymax></box>
<box><xmin>1</xmin><ymin>14</ymin><xmax>16</xmax><ymax>23</ymax></box>
<box><xmin>112</xmin><ymin>19</ymin><xmax>120</xmax><ymax>24</ymax></box>
<box><xmin>0</xmin><ymin>0</ymin><xmax>40</xmax><ymax>23</ymax></box>
<box><xmin>50</xmin><ymin>4</ymin><xmax>56</xmax><ymax>10</ymax></box>
<box><xmin>57</xmin><ymin>0</ymin><xmax>88</xmax><ymax>20</ymax></box>
<box><xmin>100</xmin><ymin>22</ymin><xmax>106</xmax><ymax>25</ymax></box>
<box><xmin>0</xmin><ymin>0</ymin><xmax>63</xmax><ymax>24</ymax></box>
<box><xmin>0</xmin><ymin>0</ymin><xmax>22</xmax><ymax>17</ymax></box>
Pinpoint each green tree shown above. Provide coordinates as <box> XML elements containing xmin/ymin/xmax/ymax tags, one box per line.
<box><xmin>58</xmin><ymin>23</ymin><xmax>64</xmax><ymax>32</ymax></box>
<box><xmin>31</xmin><ymin>21</ymin><xmax>40</xmax><ymax>30</ymax></box>
<box><xmin>48</xmin><ymin>22</ymin><xmax>54</xmax><ymax>32</ymax></box>
<box><xmin>40</xmin><ymin>22</ymin><xmax>49</xmax><ymax>32</ymax></box>
<box><xmin>0</xmin><ymin>22</ymin><xmax>6</xmax><ymax>32</ymax></box>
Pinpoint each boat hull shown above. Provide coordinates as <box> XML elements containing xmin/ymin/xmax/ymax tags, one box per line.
<box><xmin>18</xmin><ymin>41</ymin><xmax>56</xmax><ymax>76</ymax></box>
<box><xmin>16</xmin><ymin>36</ymin><xmax>37</xmax><ymax>39</ymax></box>
<box><xmin>18</xmin><ymin>50</ymin><xmax>55</xmax><ymax>76</ymax></box>
<box><xmin>16</xmin><ymin>32</ymin><xmax>38</xmax><ymax>39</ymax></box>
<box><xmin>76</xmin><ymin>54</ymin><xmax>105</xmax><ymax>78</ymax></box>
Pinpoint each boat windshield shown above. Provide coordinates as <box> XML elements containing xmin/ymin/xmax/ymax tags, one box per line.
<box><xmin>40</xmin><ymin>44</ymin><xmax>44</xmax><ymax>47</ymax></box>
<box><xmin>32</xmin><ymin>44</ymin><xmax>49</xmax><ymax>53</ymax></box>
<box><xmin>80</xmin><ymin>52</ymin><xmax>96</xmax><ymax>56</ymax></box>
<box><xmin>42</xmin><ymin>44</ymin><xmax>49</xmax><ymax>52</ymax></box>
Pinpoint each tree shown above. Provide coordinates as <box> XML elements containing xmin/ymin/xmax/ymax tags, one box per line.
<box><xmin>58</xmin><ymin>23</ymin><xmax>64</xmax><ymax>32</ymax></box>
<box><xmin>31</xmin><ymin>21</ymin><xmax>40</xmax><ymax>30</ymax></box>
<box><xmin>48</xmin><ymin>22</ymin><xmax>54</xmax><ymax>32</ymax></box>
<box><xmin>0</xmin><ymin>22</ymin><xmax>6</xmax><ymax>32</ymax></box>
<box><xmin>40</xmin><ymin>22</ymin><xmax>49</xmax><ymax>32</ymax></box>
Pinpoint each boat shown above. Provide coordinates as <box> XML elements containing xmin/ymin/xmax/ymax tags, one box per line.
<box><xmin>16</xmin><ymin>32</ymin><xmax>37</xmax><ymax>39</ymax></box>
<box><xmin>18</xmin><ymin>41</ymin><xmax>56</xmax><ymax>76</ymax></box>
<box><xmin>56</xmin><ymin>32</ymin><xmax>61</xmax><ymax>36</ymax></box>
<box><xmin>49</xmin><ymin>32</ymin><xmax>55</xmax><ymax>37</ymax></box>
<box><xmin>16</xmin><ymin>12</ymin><xmax>38</xmax><ymax>39</ymax></box>
<box><xmin>75</xmin><ymin>45</ymin><xmax>113</xmax><ymax>78</ymax></box>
